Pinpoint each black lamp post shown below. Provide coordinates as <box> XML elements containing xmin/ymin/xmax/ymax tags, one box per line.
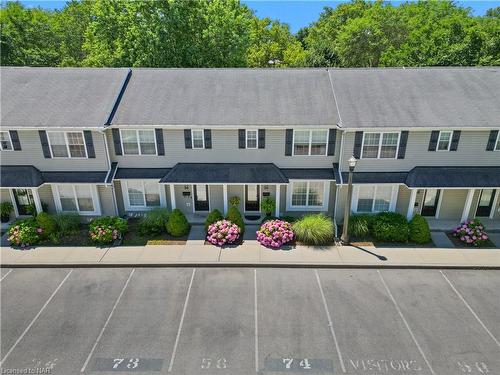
<box><xmin>341</xmin><ymin>156</ymin><xmax>357</xmax><ymax>244</ymax></box>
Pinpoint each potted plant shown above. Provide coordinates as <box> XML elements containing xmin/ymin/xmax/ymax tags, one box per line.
<box><xmin>260</xmin><ymin>197</ymin><xmax>275</xmax><ymax>217</ymax></box>
<box><xmin>229</xmin><ymin>196</ymin><xmax>240</xmax><ymax>207</ymax></box>
<box><xmin>0</xmin><ymin>202</ymin><xmax>13</xmax><ymax>223</ymax></box>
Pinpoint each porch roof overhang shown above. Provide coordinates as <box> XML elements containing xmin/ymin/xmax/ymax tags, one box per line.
<box><xmin>281</xmin><ymin>168</ymin><xmax>335</xmax><ymax>180</ymax></box>
<box><xmin>0</xmin><ymin>166</ymin><xmax>43</xmax><ymax>187</ymax></box>
<box><xmin>333</xmin><ymin>164</ymin><xmax>407</xmax><ymax>184</ymax></box>
<box><xmin>160</xmin><ymin>163</ymin><xmax>289</xmax><ymax>184</ymax></box>
<box><xmin>41</xmin><ymin>171</ymin><xmax>108</xmax><ymax>184</ymax></box>
<box><xmin>114</xmin><ymin>167</ymin><xmax>171</xmax><ymax>180</ymax></box>
<box><xmin>405</xmin><ymin>166</ymin><xmax>500</xmax><ymax>188</ymax></box>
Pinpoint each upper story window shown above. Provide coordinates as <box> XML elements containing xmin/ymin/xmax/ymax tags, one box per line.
<box><xmin>293</xmin><ymin>130</ymin><xmax>328</xmax><ymax>156</ymax></box>
<box><xmin>362</xmin><ymin>132</ymin><xmax>399</xmax><ymax>159</ymax></box>
<box><xmin>191</xmin><ymin>129</ymin><xmax>205</xmax><ymax>149</ymax></box>
<box><xmin>437</xmin><ymin>131</ymin><xmax>452</xmax><ymax>151</ymax></box>
<box><xmin>121</xmin><ymin>130</ymin><xmax>156</xmax><ymax>155</ymax></box>
<box><xmin>246</xmin><ymin>130</ymin><xmax>258</xmax><ymax>149</ymax></box>
<box><xmin>0</xmin><ymin>131</ymin><xmax>13</xmax><ymax>151</ymax></box>
<box><xmin>47</xmin><ymin>131</ymin><xmax>87</xmax><ymax>158</ymax></box>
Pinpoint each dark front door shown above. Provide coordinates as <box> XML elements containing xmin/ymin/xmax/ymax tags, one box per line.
<box><xmin>476</xmin><ymin>189</ymin><xmax>496</xmax><ymax>217</ymax></box>
<box><xmin>245</xmin><ymin>185</ymin><xmax>260</xmax><ymax>212</ymax></box>
<box><xmin>421</xmin><ymin>189</ymin><xmax>440</xmax><ymax>217</ymax></box>
<box><xmin>194</xmin><ymin>184</ymin><xmax>209</xmax><ymax>211</ymax></box>
<box><xmin>13</xmin><ymin>189</ymin><xmax>34</xmax><ymax>216</ymax></box>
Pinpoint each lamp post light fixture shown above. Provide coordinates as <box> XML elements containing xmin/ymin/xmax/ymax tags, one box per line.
<box><xmin>341</xmin><ymin>156</ymin><xmax>358</xmax><ymax>244</ymax></box>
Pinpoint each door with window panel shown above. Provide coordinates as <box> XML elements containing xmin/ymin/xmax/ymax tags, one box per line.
<box><xmin>245</xmin><ymin>185</ymin><xmax>260</xmax><ymax>212</ymax></box>
<box><xmin>194</xmin><ymin>184</ymin><xmax>209</xmax><ymax>211</ymax></box>
<box><xmin>421</xmin><ymin>189</ymin><xmax>440</xmax><ymax>217</ymax></box>
<box><xmin>475</xmin><ymin>189</ymin><xmax>496</xmax><ymax>217</ymax></box>
<box><xmin>13</xmin><ymin>189</ymin><xmax>34</xmax><ymax>215</ymax></box>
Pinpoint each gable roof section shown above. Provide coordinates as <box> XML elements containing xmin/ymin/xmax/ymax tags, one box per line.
<box><xmin>111</xmin><ymin>68</ymin><xmax>339</xmax><ymax>126</ymax></box>
<box><xmin>330</xmin><ymin>67</ymin><xmax>500</xmax><ymax>129</ymax></box>
<box><xmin>1</xmin><ymin>67</ymin><xmax>130</xmax><ymax>128</ymax></box>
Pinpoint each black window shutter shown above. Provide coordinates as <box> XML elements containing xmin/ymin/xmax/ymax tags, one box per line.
<box><xmin>38</xmin><ymin>130</ymin><xmax>51</xmax><ymax>158</ymax></box>
<box><xmin>184</xmin><ymin>129</ymin><xmax>192</xmax><ymax>149</ymax></box>
<box><xmin>112</xmin><ymin>128</ymin><xmax>122</xmax><ymax>155</ymax></box>
<box><xmin>428</xmin><ymin>131</ymin><xmax>439</xmax><ymax>151</ymax></box>
<box><xmin>327</xmin><ymin>129</ymin><xmax>336</xmax><ymax>156</ymax></box>
<box><xmin>258</xmin><ymin>129</ymin><xmax>265</xmax><ymax>149</ymax></box>
<box><xmin>353</xmin><ymin>131</ymin><xmax>363</xmax><ymax>159</ymax></box>
<box><xmin>397</xmin><ymin>131</ymin><xmax>409</xmax><ymax>159</ymax></box>
<box><xmin>83</xmin><ymin>130</ymin><xmax>95</xmax><ymax>158</ymax></box>
<box><xmin>238</xmin><ymin>129</ymin><xmax>245</xmax><ymax>149</ymax></box>
<box><xmin>9</xmin><ymin>130</ymin><xmax>21</xmax><ymax>151</ymax></box>
<box><xmin>204</xmin><ymin>129</ymin><xmax>212</xmax><ymax>149</ymax></box>
<box><xmin>450</xmin><ymin>130</ymin><xmax>461</xmax><ymax>151</ymax></box>
<box><xmin>285</xmin><ymin>129</ymin><xmax>293</xmax><ymax>156</ymax></box>
<box><xmin>486</xmin><ymin>130</ymin><xmax>498</xmax><ymax>151</ymax></box>
<box><xmin>155</xmin><ymin>129</ymin><xmax>165</xmax><ymax>155</ymax></box>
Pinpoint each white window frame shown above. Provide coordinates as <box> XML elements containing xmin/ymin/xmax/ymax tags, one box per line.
<box><xmin>292</xmin><ymin>129</ymin><xmax>329</xmax><ymax>156</ymax></box>
<box><xmin>47</xmin><ymin>131</ymin><xmax>88</xmax><ymax>159</ymax></box>
<box><xmin>122</xmin><ymin>180</ymin><xmax>165</xmax><ymax>211</ymax></box>
<box><xmin>495</xmin><ymin>131</ymin><xmax>500</xmax><ymax>151</ymax></box>
<box><xmin>191</xmin><ymin>129</ymin><xmax>205</xmax><ymax>149</ymax></box>
<box><xmin>351</xmin><ymin>184</ymin><xmax>398</xmax><ymax>214</ymax></box>
<box><xmin>120</xmin><ymin>129</ymin><xmax>157</xmax><ymax>156</ymax></box>
<box><xmin>436</xmin><ymin>130</ymin><xmax>453</xmax><ymax>152</ymax></box>
<box><xmin>0</xmin><ymin>131</ymin><xmax>13</xmax><ymax>151</ymax></box>
<box><xmin>286</xmin><ymin>180</ymin><xmax>329</xmax><ymax>211</ymax></box>
<box><xmin>246</xmin><ymin>129</ymin><xmax>258</xmax><ymax>149</ymax></box>
<box><xmin>361</xmin><ymin>132</ymin><xmax>400</xmax><ymax>159</ymax></box>
<box><xmin>52</xmin><ymin>184</ymin><xmax>100</xmax><ymax>216</ymax></box>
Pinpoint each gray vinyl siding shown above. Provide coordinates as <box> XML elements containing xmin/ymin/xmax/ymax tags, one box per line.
<box><xmin>175</xmin><ymin>185</ymin><xmax>194</xmax><ymax>216</ymax></box>
<box><xmin>395</xmin><ymin>185</ymin><xmax>411</xmax><ymax>216</ymax></box>
<box><xmin>114</xmin><ymin>181</ymin><xmax>125</xmax><ymax>216</ymax></box>
<box><xmin>439</xmin><ymin>189</ymin><xmax>467</xmax><ymax>219</ymax></box>
<box><xmin>209</xmin><ymin>185</ymin><xmax>224</xmax><ymax>213</ymax></box>
<box><xmin>98</xmin><ymin>185</ymin><xmax>116</xmax><ymax>216</ymax></box>
<box><xmin>1</xmin><ymin>130</ymin><xmax>109</xmax><ymax>171</ymax></box>
<box><xmin>341</xmin><ymin>130</ymin><xmax>500</xmax><ymax>172</ymax></box>
<box><xmin>108</xmin><ymin>129</ymin><xmax>340</xmax><ymax>168</ymax></box>
<box><xmin>38</xmin><ymin>185</ymin><xmax>56</xmax><ymax>213</ymax></box>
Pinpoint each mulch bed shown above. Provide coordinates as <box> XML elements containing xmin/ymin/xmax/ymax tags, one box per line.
<box><xmin>446</xmin><ymin>232</ymin><xmax>496</xmax><ymax>249</ymax></box>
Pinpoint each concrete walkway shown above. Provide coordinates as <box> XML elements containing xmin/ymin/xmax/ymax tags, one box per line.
<box><xmin>1</xmin><ymin>240</ymin><xmax>499</xmax><ymax>268</ymax></box>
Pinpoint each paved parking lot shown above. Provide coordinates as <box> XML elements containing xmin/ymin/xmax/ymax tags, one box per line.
<box><xmin>1</xmin><ymin>267</ymin><xmax>499</xmax><ymax>375</ymax></box>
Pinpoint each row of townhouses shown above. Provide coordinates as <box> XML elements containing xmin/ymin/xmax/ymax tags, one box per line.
<box><xmin>1</xmin><ymin>67</ymin><xmax>499</xmax><ymax>231</ymax></box>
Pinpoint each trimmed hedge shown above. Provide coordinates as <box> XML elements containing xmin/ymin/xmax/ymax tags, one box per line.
<box><xmin>372</xmin><ymin>212</ymin><xmax>409</xmax><ymax>242</ymax></box>
<box><xmin>348</xmin><ymin>214</ymin><xmax>374</xmax><ymax>239</ymax></box>
<box><xmin>35</xmin><ymin>212</ymin><xmax>57</xmax><ymax>238</ymax></box>
<box><xmin>409</xmin><ymin>214</ymin><xmax>431</xmax><ymax>244</ymax></box>
<box><xmin>138</xmin><ymin>208</ymin><xmax>170</xmax><ymax>235</ymax></box>
<box><xmin>166</xmin><ymin>209</ymin><xmax>190</xmax><ymax>237</ymax></box>
<box><xmin>205</xmin><ymin>209</ymin><xmax>224</xmax><ymax>232</ymax></box>
<box><xmin>293</xmin><ymin>214</ymin><xmax>334</xmax><ymax>246</ymax></box>
<box><xmin>226</xmin><ymin>206</ymin><xmax>245</xmax><ymax>234</ymax></box>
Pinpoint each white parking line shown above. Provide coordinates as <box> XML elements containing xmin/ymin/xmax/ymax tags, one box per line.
<box><xmin>377</xmin><ymin>270</ymin><xmax>435</xmax><ymax>375</ymax></box>
<box><xmin>168</xmin><ymin>268</ymin><xmax>196</xmax><ymax>373</ymax></box>
<box><xmin>0</xmin><ymin>269</ymin><xmax>73</xmax><ymax>367</ymax></box>
<box><xmin>315</xmin><ymin>270</ymin><xmax>346</xmax><ymax>373</ymax></box>
<box><xmin>80</xmin><ymin>268</ymin><xmax>135</xmax><ymax>373</ymax></box>
<box><xmin>440</xmin><ymin>270</ymin><xmax>500</xmax><ymax>349</ymax></box>
<box><xmin>0</xmin><ymin>269</ymin><xmax>13</xmax><ymax>282</ymax></box>
<box><xmin>254</xmin><ymin>269</ymin><xmax>259</xmax><ymax>373</ymax></box>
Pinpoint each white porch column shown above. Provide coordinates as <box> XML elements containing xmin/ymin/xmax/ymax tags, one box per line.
<box><xmin>406</xmin><ymin>189</ymin><xmax>417</xmax><ymax>221</ymax></box>
<box><xmin>461</xmin><ymin>189</ymin><xmax>475</xmax><ymax>222</ymax></box>
<box><xmin>223</xmin><ymin>184</ymin><xmax>228</xmax><ymax>215</ymax></box>
<box><xmin>33</xmin><ymin>188</ymin><xmax>43</xmax><ymax>214</ymax></box>
<box><xmin>275</xmin><ymin>185</ymin><xmax>280</xmax><ymax>217</ymax></box>
<box><xmin>169</xmin><ymin>184</ymin><xmax>176</xmax><ymax>210</ymax></box>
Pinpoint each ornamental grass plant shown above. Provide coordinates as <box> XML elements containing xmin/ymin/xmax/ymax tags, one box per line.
<box><xmin>292</xmin><ymin>214</ymin><xmax>334</xmax><ymax>246</ymax></box>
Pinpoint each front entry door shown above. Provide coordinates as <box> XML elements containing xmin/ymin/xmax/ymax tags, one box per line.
<box><xmin>13</xmin><ymin>189</ymin><xmax>34</xmax><ymax>216</ymax></box>
<box><xmin>475</xmin><ymin>189</ymin><xmax>496</xmax><ymax>217</ymax></box>
<box><xmin>245</xmin><ymin>185</ymin><xmax>260</xmax><ymax>212</ymax></box>
<box><xmin>194</xmin><ymin>184</ymin><xmax>209</xmax><ymax>211</ymax></box>
<box><xmin>421</xmin><ymin>189</ymin><xmax>440</xmax><ymax>217</ymax></box>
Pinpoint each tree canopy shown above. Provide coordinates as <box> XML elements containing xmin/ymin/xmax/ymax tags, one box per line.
<box><xmin>1</xmin><ymin>0</ymin><xmax>498</xmax><ymax>67</ymax></box>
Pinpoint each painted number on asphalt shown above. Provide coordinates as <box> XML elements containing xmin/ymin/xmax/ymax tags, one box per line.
<box><xmin>457</xmin><ymin>361</ymin><xmax>490</xmax><ymax>374</ymax></box>
<box><xmin>201</xmin><ymin>358</ymin><xmax>228</xmax><ymax>369</ymax></box>
<box><xmin>93</xmin><ymin>358</ymin><xmax>163</xmax><ymax>372</ymax></box>
<box><xmin>264</xmin><ymin>358</ymin><xmax>333</xmax><ymax>372</ymax></box>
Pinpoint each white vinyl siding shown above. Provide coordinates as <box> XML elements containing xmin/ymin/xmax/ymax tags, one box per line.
<box><xmin>121</xmin><ymin>129</ymin><xmax>156</xmax><ymax>155</ymax></box>
<box><xmin>0</xmin><ymin>131</ymin><xmax>13</xmax><ymax>151</ymax></box>
<box><xmin>47</xmin><ymin>131</ymin><xmax>87</xmax><ymax>158</ymax></box>
<box><xmin>53</xmin><ymin>184</ymin><xmax>100</xmax><ymax>215</ymax></box>
<box><xmin>293</xmin><ymin>130</ymin><xmax>328</xmax><ymax>156</ymax></box>
<box><xmin>361</xmin><ymin>132</ymin><xmax>399</xmax><ymax>159</ymax></box>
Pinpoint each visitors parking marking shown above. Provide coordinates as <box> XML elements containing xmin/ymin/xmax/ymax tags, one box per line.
<box><xmin>347</xmin><ymin>358</ymin><xmax>422</xmax><ymax>373</ymax></box>
<box><xmin>456</xmin><ymin>361</ymin><xmax>490</xmax><ymax>374</ymax></box>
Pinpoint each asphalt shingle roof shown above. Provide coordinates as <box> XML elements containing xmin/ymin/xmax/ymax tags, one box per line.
<box><xmin>115</xmin><ymin>168</ymin><xmax>171</xmax><ymax>180</ymax></box>
<box><xmin>1</xmin><ymin>67</ymin><xmax>129</xmax><ymax>128</ymax></box>
<box><xmin>281</xmin><ymin>168</ymin><xmax>335</xmax><ymax>180</ymax></box>
<box><xmin>0</xmin><ymin>166</ymin><xmax>108</xmax><ymax>187</ymax></box>
<box><xmin>330</xmin><ymin>67</ymin><xmax>500</xmax><ymax>129</ymax></box>
<box><xmin>111</xmin><ymin>69</ymin><xmax>339</xmax><ymax>126</ymax></box>
<box><xmin>405</xmin><ymin>166</ymin><xmax>500</xmax><ymax>188</ymax></box>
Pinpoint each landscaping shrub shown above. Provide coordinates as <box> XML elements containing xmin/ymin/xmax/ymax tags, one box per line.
<box><xmin>257</xmin><ymin>219</ymin><xmax>294</xmax><ymax>248</ymax></box>
<box><xmin>348</xmin><ymin>214</ymin><xmax>373</xmax><ymax>239</ymax></box>
<box><xmin>206</xmin><ymin>220</ymin><xmax>240</xmax><ymax>246</ymax></box>
<box><xmin>372</xmin><ymin>212</ymin><xmax>409</xmax><ymax>242</ymax></box>
<box><xmin>35</xmin><ymin>212</ymin><xmax>57</xmax><ymax>238</ymax></box>
<box><xmin>89</xmin><ymin>216</ymin><xmax>128</xmax><ymax>245</ymax></box>
<box><xmin>0</xmin><ymin>201</ymin><xmax>13</xmax><ymax>222</ymax></box>
<box><xmin>281</xmin><ymin>215</ymin><xmax>298</xmax><ymax>223</ymax></box>
<box><xmin>261</xmin><ymin>215</ymin><xmax>277</xmax><ymax>224</ymax></box>
<box><xmin>138</xmin><ymin>208</ymin><xmax>170</xmax><ymax>236</ymax></box>
<box><xmin>409</xmin><ymin>214</ymin><xmax>431</xmax><ymax>244</ymax></box>
<box><xmin>453</xmin><ymin>219</ymin><xmax>489</xmax><ymax>247</ymax></box>
<box><xmin>260</xmin><ymin>197</ymin><xmax>275</xmax><ymax>216</ymax></box>
<box><xmin>166</xmin><ymin>209</ymin><xmax>190</xmax><ymax>237</ymax></box>
<box><xmin>226</xmin><ymin>206</ymin><xmax>245</xmax><ymax>234</ymax></box>
<box><xmin>53</xmin><ymin>213</ymin><xmax>81</xmax><ymax>235</ymax></box>
<box><xmin>205</xmin><ymin>209</ymin><xmax>224</xmax><ymax>232</ymax></box>
<box><xmin>7</xmin><ymin>218</ymin><xmax>42</xmax><ymax>247</ymax></box>
<box><xmin>25</xmin><ymin>202</ymin><xmax>49</xmax><ymax>217</ymax></box>
<box><xmin>293</xmin><ymin>214</ymin><xmax>334</xmax><ymax>246</ymax></box>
